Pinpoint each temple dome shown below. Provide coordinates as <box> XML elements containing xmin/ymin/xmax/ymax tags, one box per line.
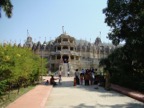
<box><xmin>94</xmin><ymin>37</ymin><xmax>102</xmax><ymax>46</ymax></box>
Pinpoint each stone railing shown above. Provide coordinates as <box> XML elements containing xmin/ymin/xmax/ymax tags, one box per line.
<box><xmin>54</xmin><ymin>42</ymin><xmax>75</xmax><ymax>46</ymax></box>
<box><xmin>61</xmin><ymin>50</ymin><xmax>70</xmax><ymax>54</ymax></box>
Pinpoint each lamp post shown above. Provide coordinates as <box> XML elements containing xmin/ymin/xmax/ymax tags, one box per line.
<box><xmin>41</xmin><ymin>49</ymin><xmax>43</xmax><ymax>82</ymax></box>
<box><xmin>40</xmin><ymin>43</ymin><xmax>46</xmax><ymax>82</ymax></box>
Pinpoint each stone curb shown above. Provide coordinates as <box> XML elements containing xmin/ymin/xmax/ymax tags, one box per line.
<box><xmin>111</xmin><ymin>84</ymin><xmax>144</xmax><ymax>103</ymax></box>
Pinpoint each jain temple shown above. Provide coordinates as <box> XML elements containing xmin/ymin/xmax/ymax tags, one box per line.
<box><xmin>24</xmin><ymin>32</ymin><xmax>116</xmax><ymax>76</ymax></box>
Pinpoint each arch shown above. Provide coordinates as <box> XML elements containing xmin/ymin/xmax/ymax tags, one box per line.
<box><xmin>62</xmin><ymin>55</ymin><xmax>69</xmax><ymax>63</ymax></box>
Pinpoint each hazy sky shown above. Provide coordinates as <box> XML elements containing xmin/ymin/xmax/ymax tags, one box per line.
<box><xmin>0</xmin><ymin>0</ymin><xmax>110</xmax><ymax>45</ymax></box>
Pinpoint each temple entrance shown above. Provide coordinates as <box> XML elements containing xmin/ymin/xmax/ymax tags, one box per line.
<box><xmin>62</xmin><ymin>55</ymin><xmax>69</xmax><ymax>63</ymax></box>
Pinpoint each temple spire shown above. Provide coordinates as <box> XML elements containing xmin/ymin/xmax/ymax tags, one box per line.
<box><xmin>27</xmin><ymin>29</ymin><xmax>30</xmax><ymax>37</ymax></box>
<box><xmin>62</xmin><ymin>26</ymin><xmax>64</xmax><ymax>34</ymax></box>
<box><xmin>99</xmin><ymin>31</ymin><xmax>101</xmax><ymax>39</ymax></box>
<box><xmin>45</xmin><ymin>37</ymin><xmax>46</xmax><ymax>42</ymax></box>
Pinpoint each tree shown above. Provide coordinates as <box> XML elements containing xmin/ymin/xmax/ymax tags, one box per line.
<box><xmin>99</xmin><ymin>46</ymin><xmax>144</xmax><ymax>91</ymax></box>
<box><xmin>103</xmin><ymin>0</ymin><xmax>144</xmax><ymax>45</ymax></box>
<box><xmin>0</xmin><ymin>44</ymin><xmax>48</xmax><ymax>97</ymax></box>
<box><xmin>0</xmin><ymin>0</ymin><xmax>13</xmax><ymax>18</ymax></box>
<box><xmin>100</xmin><ymin>0</ymin><xmax>144</xmax><ymax>90</ymax></box>
<box><xmin>103</xmin><ymin>0</ymin><xmax>144</xmax><ymax>75</ymax></box>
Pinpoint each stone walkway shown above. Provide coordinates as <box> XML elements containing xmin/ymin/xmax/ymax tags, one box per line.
<box><xmin>45</xmin><ymin>77</ymin><xmax>144</xmax><ymax>108</ymax></box>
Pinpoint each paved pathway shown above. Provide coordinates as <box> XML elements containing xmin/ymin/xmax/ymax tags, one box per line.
<box><xmin>45</xmin><ymin>77</ymin><xmax>144</xmax><ymax>108</ymax></box>
<box><xmin>6</xmin><ymin>85</ymin><xmax>52</xmax><ymax>108</ymax></box>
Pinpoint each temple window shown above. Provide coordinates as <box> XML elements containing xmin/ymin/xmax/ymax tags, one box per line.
<box><xmin>76</xmin><ymin>56</ymin><xmax>79</xmax><ymax>60</ymax></box>
<box><xmin>58</xmin><ymin>39</ymin><xmax>61</xmax><ymax>43</ymax></box>
<box><xmin>57</xmin><ymin>47</ymin><xmax>61</xmax><ymax>50</ymax></box>
<box><xmin>70</xmin><ymin>40</ymin><xmax>73</xmax><ymax>43</ymax></box>
<box><xmin>63</xmin><ymin>46</ymin><xmax>68</xmax><ymax>50</ymax></box>
<box><xmin>57</xmin><ymin>55</ymin><xmax>61</xmax><ymax>59</ymax></box>
<box><xmin>63</xmin><ymin>38</ymin><xmax>68</xmax><ymax>42</ymax></box>
<box><xmin>71</xmin><ymin>56</ymin><xmax>74</xmax><ymax>60</ymax></box>
<box><xmin>51</xmin><ymin>55</ymin><xmax>55</xmax><ymax>60</ymax></box>
<box><xmin>70</xmin><ymin>47</ymin><xmax>73</xmax><ymax>51</ymax></box>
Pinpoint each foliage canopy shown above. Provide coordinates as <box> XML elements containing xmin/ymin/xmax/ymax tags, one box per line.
<box><xmin>101</xmin><ymin>0</ymin><xmax>144</xmax><ymax>92</ymax></box>
<box><xmin>0</xmin><ymin>44</ymin><xmax>47</xmax><ymax>97</ymax></box>
<box><xmin>0</xmin><ymin>0</ymin><xmax>13</xmax><ymax>18</ymax></box>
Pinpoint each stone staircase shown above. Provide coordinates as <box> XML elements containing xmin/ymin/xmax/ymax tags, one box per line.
<box><xmin>68</xmin><ymin>62</ymin><xmax>75</xmax><ymax>76</ymax></box>
<box><xmin>63</xmin><ymin>63</ymin><xmax>68</xmax><ymax>76</ymax></box>
<box><xmin>59</xmin><ymin>63</ymin><xmax>75</xmax><ymax>76</ymax></box>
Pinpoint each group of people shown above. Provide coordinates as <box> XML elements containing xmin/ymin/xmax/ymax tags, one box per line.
<box><xmin>74</xmin><ymin>68</ymin><xmax>101</xmax><ymax>86</ymax></box>
<box><xmin>45</xmin><ymin>70</ymin><xmax>62</xmax><ymax>86</ymax></box>
<box><xmin>45</xmin><ymin>75</ymin><xmax>59</xmax><ymax>86</ymax></box>
<box><xmin>45</xmin><ymin>68</ymin><xmax>108</xmax><ymax>89</ymax></box>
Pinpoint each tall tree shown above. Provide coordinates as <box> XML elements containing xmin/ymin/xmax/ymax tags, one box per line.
<box><xmin>103</xmin><ymin>0</ymin><xmax>144</xmax><ymax>71</ymax></box>
<box><xmin>103</xmin><ymin>0</ymin><xmax>144</xmax><ymax>45</ymax></box>
<box><xmin>102</xmin><ymin>0</ymin><xmax>144</xmax><ymax>91</ymax></box>
<box><xmin>0</xmin><ymin>0</ymin><xmax>13</xmax><ymax>18</ymax></box>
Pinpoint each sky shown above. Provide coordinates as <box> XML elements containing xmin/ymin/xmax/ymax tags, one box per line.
<box><xmin>0</xmin><ymin>0</ymin><xmax>111</xmax><ymax>45</ymax></box>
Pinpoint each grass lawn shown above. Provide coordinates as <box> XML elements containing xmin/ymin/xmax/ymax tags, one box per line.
<box><xmin>0</xmin><ymin>85</ymin><xmax>35</xmax><ymax>108</ymax></box>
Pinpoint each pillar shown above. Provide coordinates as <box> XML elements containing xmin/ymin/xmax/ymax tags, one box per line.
<box><xmin>68</xmin><ymin>55</ymin><xmax>71</xmax><ymax>62</ymax></box>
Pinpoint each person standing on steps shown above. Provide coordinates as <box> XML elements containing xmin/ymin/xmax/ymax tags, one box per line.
<box><xmin>67</xmin><ymin>70</ymin><xmax>70</xmax><ymax>77</ymax></box>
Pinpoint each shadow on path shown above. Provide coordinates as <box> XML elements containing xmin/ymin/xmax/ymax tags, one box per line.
<box><xmin>45</xmin><ymin>77</ymin><xmax>144</xmax><ymax>108</ymax></box>
<box><xmin>55</xmin><ymin>80</ymin><xmax>125</xmax><ymax>98</ymax></box>
<box><xmin>71</xmin><ymin>102</ymin><xmax>144</xmax><ymax>108</ymax></box>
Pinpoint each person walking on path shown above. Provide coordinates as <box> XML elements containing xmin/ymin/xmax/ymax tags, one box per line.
<box><xmin>58</xmin><ymin>70</ymin><xmax>62</xmax><ymax>84</ymax></box>
<box><xmin>80</xmin><ymin>73</ymin><xmax>84</xmax><ymax>85</ymax></box>
<box><xmin>84</xmin><ymin>70</ymin><xmax>90</xmax><ymax>86</ymax></box>
<box><xmin>75</xmin><ymin>69</ymin><xmax>80</xmax><ymax>85</ymax></box>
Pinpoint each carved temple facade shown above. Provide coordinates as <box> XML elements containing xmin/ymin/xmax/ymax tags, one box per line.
<box><xmin>24</xmin><ymin>33</ymin><xmax>116</xmax><ymax>76</ymax></box>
